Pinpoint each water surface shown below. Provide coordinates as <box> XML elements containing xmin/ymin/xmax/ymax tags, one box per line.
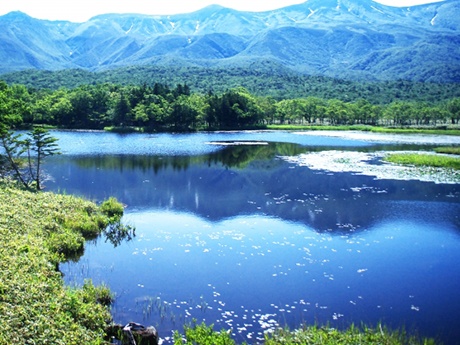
<box><xmin>46</xmin><ymin>131</ymin><xmax>460</xmax><ymax>344</ymax></box>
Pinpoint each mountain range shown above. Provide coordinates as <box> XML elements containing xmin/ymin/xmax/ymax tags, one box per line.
<box><xmin>1</xmin><ymin>0</ymin><xmax>460</xmax><ymax>82</ymax></box>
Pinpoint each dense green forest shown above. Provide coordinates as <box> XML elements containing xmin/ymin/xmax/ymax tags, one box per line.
<box><xmin>3</xmin><ymin>65</ymin><xmax>460</xmax><ymax>103</ymax></box>
<box><xmin>1</xmin><ymin>76</ymin><xmax>460</xmax><ymax>132</ymax></box>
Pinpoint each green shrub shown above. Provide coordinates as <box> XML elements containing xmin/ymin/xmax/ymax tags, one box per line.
<box><xmin>174</xmin><ymin>321</ymin><xmax>235</xmax><ymax>345</ymax></box>
<box><xmin>100</xmin><ymin>197</ymin><xmax>124</xmax><ymax>221</ymax></box>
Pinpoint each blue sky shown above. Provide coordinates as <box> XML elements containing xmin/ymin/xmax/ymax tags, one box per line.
<box><xmin>0</xmin><ymin>0</ymin><xmax>444</xmax><ymax>22</ymax></box>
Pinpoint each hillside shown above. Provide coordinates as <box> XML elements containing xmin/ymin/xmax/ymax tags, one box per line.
<box><xmin>3</xmin><ymin>64</ymin><xmax>460</xmax><ymax>103</ymax></box>
<box><xmin>1</xmin><ymin>0</ymin><xmax>460</xmax><ymax>82</ymax></box>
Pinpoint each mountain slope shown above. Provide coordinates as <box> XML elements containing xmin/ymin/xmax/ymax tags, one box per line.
<box><xmin>0</xmin><ymin>0</ymin><xmax>459</xmax><ymax>82</ymax></box>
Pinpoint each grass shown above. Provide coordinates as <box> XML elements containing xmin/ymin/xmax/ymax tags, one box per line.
<box><xmin>99</xmin><ymin>196</ymin><xmax>125</xmax><ymax>221</ymax></box>
<box><xmin>266</xmin><ymin>124</ymin><xmax>460</xmax><ymax>136</ymax></box>
<box><xmin>264</xmin><ymin>324</ymin><xmax>435</xmax><ymax>345</ymax></box>
<box><xmin>172</xmin><ymin>322</ymin><xmax>435</xmax><ymax>345</ymax></box>
<box><xmin>385</xmin><ymin>152</ymin><xmax>460</xmax><ymax>170</ymax></box>
<box><xmin>434</xmin><ymin>146</ymin><xmax>460</xmax><ymax>155</ymax></box>
<box><xmin>266</xmin><ymin>124</ymin><xmax>371</xmax><ymax>131</ymax></box>
<box><xmin>0</xmin><ymin>180</ymin><xmax>124</xmax><ymax>344</ymax></box>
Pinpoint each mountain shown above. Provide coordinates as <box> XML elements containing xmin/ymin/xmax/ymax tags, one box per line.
<box><xmin>1</xmin><ymin>0</ymin><xmax>460</xmax><ymax>82</ymax></box>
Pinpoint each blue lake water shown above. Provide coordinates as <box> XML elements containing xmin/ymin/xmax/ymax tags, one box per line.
<box><xmin>45</xmin><ymin>130</ymin><xmax>460</xmax><ymax>344</ymax></box>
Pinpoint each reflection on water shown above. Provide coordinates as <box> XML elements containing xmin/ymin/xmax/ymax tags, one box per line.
<box><xmin>62</xmin><ymin>211</ymin><xmax>460</xmax><ymax>344</ymax></box>
<box><xmin>46</xmin><ymin>148</ymin><xmax>459</xmax><ymax>231</ymax></box>
<box><xmin>48</xmin><ymin>131</ymin><xmax>460</xmax><ymax>344</ymax></box>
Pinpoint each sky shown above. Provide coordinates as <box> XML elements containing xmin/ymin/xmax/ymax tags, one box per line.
<box><xmin>0</xmin><ymin>0</ymin><xmax>444</xmax><ymax>22</ymax></box>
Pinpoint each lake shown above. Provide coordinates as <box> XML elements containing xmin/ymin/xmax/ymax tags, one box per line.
<box><xmin>45</xmin><ymin>130</ymin><xmax>460</xmax><ymax>344</ymax></box>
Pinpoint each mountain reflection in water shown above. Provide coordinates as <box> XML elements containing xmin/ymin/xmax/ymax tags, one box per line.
<box><xmin>46</xmin><ymin>142</ymin><xmax>458</xmax><ymax>232</ymax></box>
<box><xmin>46</xmin><ymin>132</ymin><xmax>460</xmax><ymax>344</ymax></box>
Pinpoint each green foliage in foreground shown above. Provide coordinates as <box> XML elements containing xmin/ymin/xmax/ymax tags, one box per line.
<box><xmin>0</xmin><ymin>181</ymin><xmax>123</xmax><ymax>344</ymax></box>
<box><xmin>174</xmin><ymin>322</ymin><xmax>235</xmax><ymax>345</ymax></box>
<box><xmin>385</xmin><ymin>153</ymin><xmax>460</xmax><ymax>170</ymax></box>
<box><xmin>264</xmin><ymin>324</ymin><xmax>435</xmax><ymax>345</ymax></box>
<box><xmin>173</xmin><ymin>322</ymin><xmax>434</xmax><ymax>345</ymax></box>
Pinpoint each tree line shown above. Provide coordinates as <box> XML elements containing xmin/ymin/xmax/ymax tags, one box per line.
<box><xmin>1</xmin><ymin>80</ymin><xmax>460</xmax><ymax>133</ymax></box>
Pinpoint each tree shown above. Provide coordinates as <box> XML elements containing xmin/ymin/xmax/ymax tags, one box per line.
<box><xmin>26</xmin><ymin>128</ymin><xmax>61</xmax><ymax>190</ymax></box>
<box><xmin>447</xmin><ymin>98</ymin><xmax>460</xmax><ymax>124</ymax></box>
<box><xmin>383</xmin><ymin>101</ymin><xmax>415</xmax><ymax>126</ymax></box>
<box><xmin>275</xmin><ymin>100</ymin><xmax>300</xmax><ymax>124</ymax></box>
<box><xmin>0</xmin><ymin>81</ymin><xmax>28</xmax><ymax>128</ymax></box>
<box><xmin>0</xmin><ymin>128</ymin><xmax>29</xmax><ymax>188</ymax></box>
<box><xmin>326</xmin><ymin>99</ymin><xmax>348</xmax><ymax>125</ymax></box>
<box><xmin>0</xmin><ymin>128</ymin><xmax>60</xmax><ymax>190</ymax></box>
<box><xmin>168</xmin><ymin>95</ymin><xmax>198</xmax><ymax>131</ymax></box>
<box><xmin>112</xmin><ymin>93</ymin><xmax>132</xmax><ymax>127</ymax></box>
<box><xmin>304</xmin><ymin>97</ymin><xmax>326</xmax><ymax>124</ymax></box>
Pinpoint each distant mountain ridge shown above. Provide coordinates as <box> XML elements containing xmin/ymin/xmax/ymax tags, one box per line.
<box><xmin>1</xmin><ymin>0</ymin><xmax>460</xmax><ymax>82</ymax></box>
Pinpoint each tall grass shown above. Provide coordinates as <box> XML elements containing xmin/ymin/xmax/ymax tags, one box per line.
<box><xmin>0</xmin><ymin>180</ymin><xmax>122</xmax><ymax>344</ymax></box>
<box><xmin>172</xmin><ymin>322</ymin><xmax>435</xmax><ymax>345</ymax></box>
<box><xmin>264</xmin><ymin>324</ymin><xmax>436</xmax><ymax>345</ymax></box>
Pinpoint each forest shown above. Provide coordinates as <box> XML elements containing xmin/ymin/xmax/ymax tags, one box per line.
<box><xmin>1</xmin><ymin>79</ymin><xmax>460</xmax><ymax>132</ymax></box>
<box><xmin>4</xmin><ymin>65</ymin><xmax>460</xmax><ymax>103</ymax></box>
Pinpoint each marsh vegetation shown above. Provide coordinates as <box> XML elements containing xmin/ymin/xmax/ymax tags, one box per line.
<box><xmin>0</xmin><ymin>181</ymin><xmax>127</xmax><ymax>344</ymax></box>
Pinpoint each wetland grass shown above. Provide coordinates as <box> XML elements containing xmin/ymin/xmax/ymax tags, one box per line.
<box><xmin>0</xmin><ymin>180</ymin><xmax>124</xmax><ymax>344</ymax></box>
<box><xmin>385</xmin><ymin>152</ymin><xmax>460</xmax><ymax>170</ymax></box>
<box><xmin>266</xmin><ymin>124</ymin><xmax>460</xmax><ymax>136</ymax></box>
<box><xmin>264</xmin><ymin>324</ymin><xmax>436</xmax><ymax>345</ymax></box>
<box><xmin>434</xmin><ymin>146</ymin><xmax>460</xmax><ymax>155</ymax></box>
<box><xmin>172</xmin><ymin>322</ymin><xmax>434</xmax><ymax>345</ymax></box>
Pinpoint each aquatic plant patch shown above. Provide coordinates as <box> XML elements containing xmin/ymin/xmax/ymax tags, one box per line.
<box><xmin>385</xmin><ymin>153</ymin><xmax>460</xmax><ymax>170</ymax></box>
<box><xmin>282</xmin><ymin>151</ymin><xmax>460</xmax><ymax>184</ymax></box>
<box><xmin>434</xmin><ymin>146</ymin><xmax>460</xmax><ymax>155</ymax></box>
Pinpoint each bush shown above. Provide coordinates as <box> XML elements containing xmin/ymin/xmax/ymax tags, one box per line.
<box><xmin>174</xmin><ymin>322</ymin><xmax>235</xmax><ymax>345</ymax></box>
<box><xmin>100</xmin><ymin>197</ymin><xmax>124</xmax><ymax>221</ymax></box>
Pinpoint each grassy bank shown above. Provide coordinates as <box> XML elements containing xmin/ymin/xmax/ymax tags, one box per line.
<box><xmin>266</xmin><ymin>124</ymin><xmax>460</xmax><ymax>136</ymax></box>
<box><xmin>0</xmin><ymin>180</ymin><xmax>123</xmax><ymax>344</ymax></box>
